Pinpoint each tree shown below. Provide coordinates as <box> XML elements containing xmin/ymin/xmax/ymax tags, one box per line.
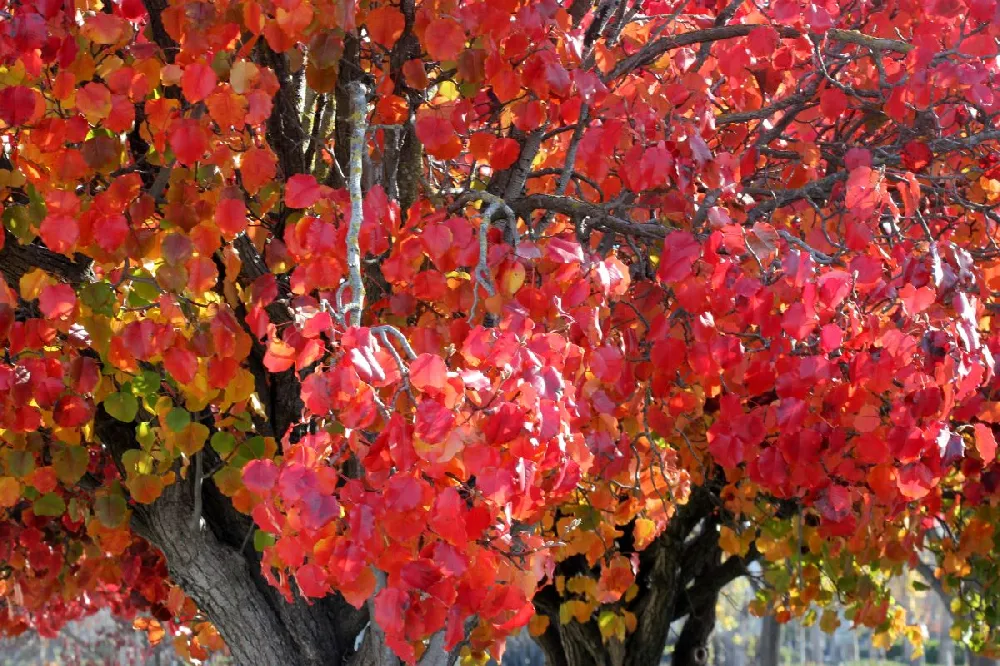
<box><xmin>1</xmin><ymin>0</ymin><xmax>1000</xmax><ymax>664</ymax></box>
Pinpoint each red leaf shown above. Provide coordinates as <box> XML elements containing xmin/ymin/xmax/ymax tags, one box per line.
<box><xmin>819</xmin><ymin>324</ymin><xmax>843</xmax><ymax>352</ymax></box>
<box><xmin>975</xmin><ymin>423</ymin><xmax>997</xmax><ymax>461</ymax></box>
<box><xmin>241</xmin><ymin>147</ymin><xmax>278</xmax><ymax>194</ymax></box>
<box><xmin>263</xmin><ymin>338</ymin><xmax>296</xmax><ymax>373</ymax></box>
<box><xmin>708</xmin><ymin>432</ymin><xmax>743</xmax><ymax>469</ymax></box>
<box><xmin>296</xmin><ymin>563</ymin><xmax>330</xmax><ymax>598</ymax></box>
<box><xmin>93</xmin><ymin>214</ymin><xmax>129</xmax><ymax>253</ymax></box>
<box><xmin>489</xmin><ymin>138</ymin><xmax>520</xmax><ymax>171</ymax></box>
<box><xmin>215</xmin><ymin>199</ymin><xmax>248</xmax><ymax>239</ymax></box>
<box><xmin>384</xmin><ymin>474</ymin><xmax>425</xmax><ymax>512</ymax></box>
<box><xmin>415</xmin><ymin>398</ymin><xmax>455</xmax><ymax>443</ymax></box>
<box><xmin>374</xmin><ymin>587</ymin><xmax>407</xmax><ymax>637</ymax></box>
<box><xmin>40</xmin><ymin>215</ymin><xmax>79</xmax><ymax>254</ymax></box>
<box><xmin>409</xmin><ymin>354</ymin><xmax>448</xmax><ymax>393</ymax></box>
<box><xmin>656</xmin><ymin>232</ymin><xmax>700</xmax><ymax>284</ymax></box>
<box><xmin>899</xmin><ymin>283</ymin><xmax>935</xmax><ymax>315</ymax></box>
<box><xmin>845</xmin><ymin>166</ymin><xmax>882</xmax><ymax>217</ymax></box>
<box><xmin>243</xmin><ymin>459</ymin><xmax>279</xmax><ymax>494</ymax></box>
<box><xmin>168</xmin><ymin>119</ymin><xmax>208</xmax><ymax>166</ymax></box>
<box><xmin>818</xmin><ymin>270</ymin><xmax>851</xmax><ymax>309</ymax></box>
<box><xmin>38</xmin><ymin>284</ymin><xmax>76</xmax><ymax>319</ymax></box>
<box><xmin>400</xmin><ymin>560</ymin><xmax>442</xmax><ymax>590</ymax></box>
<box><xmin>901</xmin><ymin>141</ymin><xmax>933</xmax><ymax>171</ymax></box>
<box><xmin>415</xmin><ymin>113</ymin><xmax>462</xmax><ymax>160</ymax></box>
<box><xmin>285</xmin><ymin>174</ymin><xmax>322</xmax><ymax>209</ymax></box>
<box><xmin>181</xmin><ymin>62</ymin><xmax>217</xmax><ymax>103</ymax></box>
<box><xmin>208</xmin><ymin>357</ymin><xmax>238</xmax><ymax>389</ymax></box>
<box><xmin>780</xmin><ymin>302</ymin><xmax>817</xmax><ymax>340</ymax></box>
<box><xmin>483</xmin><ymin>402</ymin><xmax>523</xmax><ymax>446</ymax></box>
<box><xmin>53</xmin><ymin>395</ymin><xmax>93</xmax><ymax>428</ymax></box>
<box><xmin>819</xmin><ymin>87</ymin><xmax>848</xmax><ymax>119</ymax></box>
<box><xmin>0</xmin><ymin>86</ymin><xmax>38</xmax><ymax>126</ymax></box>
<box><xmin>591</xmin><ymin>346</ymin><xmax>623</xmax><ymax>383</ymax></box>
<box><xmin>163</xmin><ymin>346</ymin><xmax>198</xmax><ymax>384</ymax></box>
<box><xmin>301</xmin><ymin>373</ymin><xmax>332</xmax><ymax>414</ymax></box>
<box><xmin>897</xmin><ymin>463</ymin><xmax>934</xmax><ymax>500</ymax></box>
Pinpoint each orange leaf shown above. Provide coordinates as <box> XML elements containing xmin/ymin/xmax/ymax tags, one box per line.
<box><xmin>975</xmin><ymin>423</ymin><xmax>997</xmax><ymax>461</ymax></box>
<box><xmin>632</xmin><ymin>518</ymin><xmax>657</xmax><ymax>551</ymax></box>
<box><xmin>424</xmin><ymin>17</ymin><xmax>466</xmax><ymax>62</ymax></box>
<box><xmin>367</xmin><ymin>6</ymin><xmax>405</xmax><ymax>48</ymax></box>
<box><xmin>263</xmin><ymin>338</ymin><xmax>296</xmax><ymax>373</ymax></box>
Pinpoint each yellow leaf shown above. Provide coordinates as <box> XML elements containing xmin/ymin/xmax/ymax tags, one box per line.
<box><xmin>559</xmin><ymin>602</ymin><xmax>574</xmax><ymax>625</ymax></box>
<box><xmin>230</xmin><ymin>61</ymin><xmax>258</xmax><ymax>95</ymax></box>
<box><xmin>633</xmin><ymin>518</ymin><xmax>657</xmax><ymax>551</ymax></box>
<box><xmin>528</xmin><ymin>614</ymin><xmax>550</xmax><ymax>637</ymax></box>
<box><xmin>168</xmin><ymin>422</ymin><xmax>209</xmax><ymax>456</ymax></box>
<box><xmin>598</xmin><ymin>610</ymin><xmax>625</xmax><ymax>642</ymax></box>
<box><xmin>0</xmin><ymin>477</ymin><xmax>21</xmax><ymax>507</ymax></box>
<box><xmin>719</xmin><ymin>526</ymin><xmax>746</xmax><ymax>556</ymax></box>
<box><xmin>20</xmin><ymin>269</ymin><xmax>55</xmax><ymax>301</ymax></box>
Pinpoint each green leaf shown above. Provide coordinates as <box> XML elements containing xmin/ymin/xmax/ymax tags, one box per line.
<box><xmin>53</xmin><ymin>446</ymin><xmax>89</xmax><ymax>484</ymax></box>
<box><xmin>210</xmin><ymin>432</ymin><xmax>236</xmax><ymax>456</ymax></box>
<box><xmin>245</xmin><ymin>435</ymin><xmax>266</xmax><ymax>458</ymax></box>
<box><xmin>254</xmin><ymin>530</ymin><xmax>276</xmax><ymax>552</ymax></box>
<box><xmin>4</xmin><ymin>449</ymin><xmax>35</xmax><ymax>478</ymax></box>
<box><xmin>127</xmin><ymin>273</ymin><xmax>160</xmax><ymax>306</ymax></box>
<box><xmin>25</xmin><ymin>183</ymin><xmax>46</xmax><ymax>224</ymax></box>
<box><xmin>104</xmin><ymin>392</ymin><xmax>138</xmax><ymax>422</ymax></box>
<box><xmin>93</xmin><ymin>493</ymin><xmax>128</xmax><ymax>528</ymax></box>
<box><xmin>165</xmin><ymin>407</ymin><xmax>191</xmax><ymax>433</ymax></box>
<box><xmin>3</xmin><ymin>206</ymin><xmax>32</xmax><ymax>242</ymax></box>
<box><xmin>132</xmin><ymin>370</ymin><xmax>162</xmax><ymax>400</ymax></box>
<box><xmin>232</xmin><ymin>411</ymin><xmax>254</xmax><ymax>432</ymax></box>
<box><xmin>33</xmin><ymin>493</ymin><xmax>66</xmax><ymax>517</ymax></box>
<box><xmin>80</xmin><ymin>282</ymin><xmax>115</xmax><ymax>316</ymax></box>
<box><xmin>136</xmin><ymin>422</ymin><xmax>156</xmax><ymax>449</ymax></box>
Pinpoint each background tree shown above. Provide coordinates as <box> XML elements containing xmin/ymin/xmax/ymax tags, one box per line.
<box><xmin>1</xmin><ymin>0</ymin><xmax>1000</xmax><ymax>665</ymax></box>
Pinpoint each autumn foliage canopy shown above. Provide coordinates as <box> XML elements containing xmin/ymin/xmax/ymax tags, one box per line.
<box><xmin>2</xmin><ymin>0</ymin><xmax>1000</xmax><ymax>663</ymax></box>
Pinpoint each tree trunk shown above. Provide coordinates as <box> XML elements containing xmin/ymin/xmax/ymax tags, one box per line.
<box><xmin>129</xmin><ymin>467</ymin><xmax>369</xmax><ymax>665</ymax></box>
<box><xmin>674</xmin><ymin>601</ymin><xmax>717</xmax><ymax>666</ymax></box>
<box><xmin>531</xmin><ymin>487</ymin><xmax>757</xmax><ymax>666</ymax></box>
<box><xmin>810</xmin><ymin>623</ymin><xmax>822</xmax><ymax>664</ymax></box>
<box><xmin>758</xmin><ymin>615</ymin><xmax>781</xmax><ymax>666</ymax></box>
<box><xmin>940</xmin><ymin>631</ymin><xmax>954</xmax><ymax>666</ymax></box>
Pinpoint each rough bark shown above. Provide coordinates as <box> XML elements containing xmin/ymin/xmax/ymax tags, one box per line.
<box><xmin>90</xmin><ymin>404</ymin><xmax>473</xmax><ymax>666</ymax></box>
<box><xmin>92</xmin><ymin>408</ymin><xmax>366</xmax><ymax>665</ymax></box>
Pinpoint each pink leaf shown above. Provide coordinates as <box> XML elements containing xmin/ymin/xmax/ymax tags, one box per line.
<box><xmin>285</xmin><ymin>174</ymin><xmax>323</xmax><ymax>209</ymax></box>
<box><xmin>243</xmin><ymin>459</ymin><xmax>279</xmax><ymax>494</ymax></box>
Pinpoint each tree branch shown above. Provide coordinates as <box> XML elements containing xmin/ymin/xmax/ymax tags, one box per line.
<box><xmin>604</xmin><ymin>25</ymin><xmax>910</xmax><ymax>83</ymax></box>
<box><xmin>0</xmin><ymin>232</ymin><xmax>94</xmax><ymax>287</ymax></box>
<box><xmin>345</xmin><ymin>81</ymin><xmax>369</xmax><ymax>327</ymax></box>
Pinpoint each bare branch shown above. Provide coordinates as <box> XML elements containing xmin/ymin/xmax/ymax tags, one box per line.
<box><xmin>345</xmin><ymin>81</ymin><xmax>369</xmax><ymax>327</ymax></box>
<box><xmin>827</xmin><ymin>28</ymin><xmax>913</xmax><ymax>54</ymax></box>
<box><xmin>604</xmin><ymin>24</ymin><xmax>910</xmax><ymax>83</ymax></box>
